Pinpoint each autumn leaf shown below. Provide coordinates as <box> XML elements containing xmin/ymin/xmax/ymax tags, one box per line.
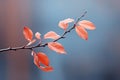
<box><xmin>35</xmin><ymin>32</ymin><xmax>41</xmax><ymax>39</ymax></box>
<box><xmin>58</xmin><ymin>18</ymin><xmax>74</xmax><ymax>30</ymax></box>
<box><xmin>37</xmin><ymin>52</ymin><xmax>49</xmax><ymax>66</ymax></box>
<box><xmin>23</xmin><ymin>26</ymin><xmax>33</xmax><ymax>41</ymax></box>
<box><xmin>78</xmin><ymin>20</ymin><xmax>96</xmax><ymax>30</ymax></box>
<box><xmin>75</xmin><ymin>26</ymin><xmax>88</xmax><ymax>40</ymax></box>
<box><xmin>33</xmin><ymin>53</ymin><xmax>40</xmax><ymax>68</ymax></box>
<box><xmin>33</xmin><ymin>52</ymin><xmax>53</xmax><ymax>72</ymax></box>
<box><xmin>44</xmin><ymin>31</ymin><xmax>60</xmax><ymax>40</ymax></box>
<box><xmin>48</xmin><ymin>42</ymin><xmax>66</xmax><ymax>54</ymax></box>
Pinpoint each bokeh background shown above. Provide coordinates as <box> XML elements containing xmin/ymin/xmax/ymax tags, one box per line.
<box><xmin>0</xmin><ymin>0</ymin><xmax>120</xmax><ymax>80</ymax></box>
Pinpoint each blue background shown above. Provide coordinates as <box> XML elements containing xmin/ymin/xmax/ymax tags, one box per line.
<box><xmin>0</xmin><ymin>0</ymin><xmax>120</xmax><ymax>80</ymax></box>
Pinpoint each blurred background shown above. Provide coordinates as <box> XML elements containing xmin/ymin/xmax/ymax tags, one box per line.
<box><xmin>0</xmin><ymin>0</ymin><xmax>120</xmax><ymax>80</ymax></box>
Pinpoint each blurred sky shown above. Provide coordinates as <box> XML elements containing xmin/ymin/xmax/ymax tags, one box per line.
<box><xmin>0</xmin><ymin>0</ymin><xmax>120</xmax><ymax>80</ymax></box>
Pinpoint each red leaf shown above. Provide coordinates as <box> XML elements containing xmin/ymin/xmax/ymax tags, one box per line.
<box><xmin>48</xmin><ymin>42</ymin><xmax>66</xmax><ymax>54</ymax></box>
<box><xmin>23</xmin><ymin>26</ymin><xmax>33</xmax><ymax>41</ymax></box>
<box><xmin>75</xmin><ymin>26</ymin><xmax>88</xmax><ymax>40</ymax></box>
<box><xmin>39</xmin><ymin>66</ymin><xmax>53</xmax><ymax>72</ymax></box>
<box><xmin>58</xmin><ymin>18</ymin><xmax>74</xmax><ymax>30</ymax></box>
<box><xmin>44</xmin><ymin>31</ymin><xmax>60</xmax><ymax>40</ymax></box>
<box><xmin>35</xmin><ymin>32</ymin><xmax>41</xmax><ymax>39</ymax></box>
<box><xmin>37</xmin><ymin>52</ymin><xmax>49</xmax><ymax>66</ymax></box>
<box><xmin>33</xmin><ymin>52</ymin><xmax>53</xmax><ymax>72</ymax></box>
<box><xmin>78</xmin><ymin>20</ymin><xmax>96</xmax><ymax>30</ymax></box>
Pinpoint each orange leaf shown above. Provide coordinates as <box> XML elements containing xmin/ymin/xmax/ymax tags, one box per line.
<box><xmin>23</xmin><ymin>26</ymin><xmax>33</xmax><ymax>41</ymax></box>
<box><xmin>75</xmin><ymin>26</ymin><xmax>88</xmax><ymax>40</ymax></box>
<box><xmin>78</xmin><ymin>20</ymin><xmax>96</xmax><ymax>30</ymax></box>
<box><xmin>48</xmin><ymin>42</ymin><xmax>66</xmax><ymax>54</ymax></box>
<box><xmin>33</xmin><ymin>53</ymin><xmax>40</xmax><ymax>68</ymax></box>
<box><xmin>33</xmin><ymin>52</ymin><xmax>53</xmax><ymax>72</ymax></box>
<box><xmin>58</xmin><ymin>18</ymin><xmax>74</xmax><ymax>30</ymax></box>
<box><xmin>35</xmin><ymin>32</ymin><xmax>41</xmax><ymax>39</ymax></box>
<box><xmin>37</xmin><ymin>52</ymin><xmax>49</xmax><ymax>66</ymax></box>
<box><xmin>44</xmin><ymin>31</ymin><xmax>60</xmax><ymax>40</ymax></box>
<box><xmin>39</xmin><ymin>66</ymin><xmax>53</xmax><ymax>72</ymax></box>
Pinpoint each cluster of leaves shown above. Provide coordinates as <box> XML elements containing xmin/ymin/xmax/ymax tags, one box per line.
<box><xmin>23</xmin><ymin>18</ymin><xmax>95</xmax><ymax>72</ymax></box>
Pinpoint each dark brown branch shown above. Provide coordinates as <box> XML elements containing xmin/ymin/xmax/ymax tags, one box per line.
<box><xmin>0</xmin><ymin>11</ymin><xmax>87</xmax><ymax>53</ymax></box>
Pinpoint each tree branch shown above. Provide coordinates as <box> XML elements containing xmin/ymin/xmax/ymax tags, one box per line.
<box><xmin>0</xmin><ymin>11</ymin><xmax>87</xmax><ymax>53</ymax></box>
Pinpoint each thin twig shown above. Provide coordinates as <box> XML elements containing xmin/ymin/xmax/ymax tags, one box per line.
<box><xmin>0</xmin><ymin>11</ymin><xmax>87</xmax><ymax>53</ymax></box>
